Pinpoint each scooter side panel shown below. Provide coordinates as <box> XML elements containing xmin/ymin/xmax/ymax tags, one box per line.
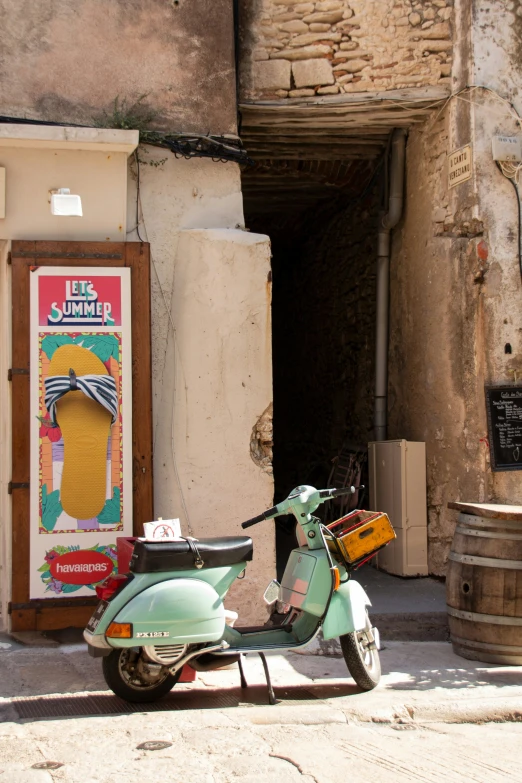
<box><xmin>88</xmin><ymin>564</ymin><xmax>245</xmax><ymax>647</ymax></box>
<box><xmin>322</xmin><ymin>580</ymin><xmax>371</xmax><ymax>640</ymax></box>
<box><xmin>111</xmin><ymin>578</ymin><xmax>225</xmax><ymax>646</ymax></box>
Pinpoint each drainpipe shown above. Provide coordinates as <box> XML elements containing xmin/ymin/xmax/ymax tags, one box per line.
<box><xmin>232</xmin><ymin>0</ymin><xmax>242</xmax><ymax>134</ymax></box>
<box><xmin>374</xmin><ymin>128</ymin><xmax>407</xmax><ymax>441</ymax></box>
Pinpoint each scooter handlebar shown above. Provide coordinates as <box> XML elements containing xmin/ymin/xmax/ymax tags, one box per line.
<box><xmin>241</xmin><ymin>486</ymin><xmax>365</xmax><ymax>528</ymax></box>
<box><xmin>319</xmin><ymin>485</ymin><xmax>364</xmax><ymax>499</ymax></box>
<box><xmin>241</xmin><ymin>506</ymin><xmax>279</xmax><ymax>529</ymax></box>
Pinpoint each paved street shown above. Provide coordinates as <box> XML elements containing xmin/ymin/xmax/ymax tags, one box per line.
<box><xmin>1</xmin><ymin>639</ymin><xmax>521</xmax><ymax>781</ymax></box>
<box><xmin>2</xmin><ymin>711</ymin><xmax>522</xmax><ymax>783</ymax></box>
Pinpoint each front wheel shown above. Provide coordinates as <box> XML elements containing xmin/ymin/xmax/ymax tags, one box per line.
<box><xmin>102</xmin><ymin>648</ymin><xmax>181</xmax><ymax>703</ymax></box>
<box><xmin>340</xmin><ymin>612</ymin><xmax>381</xmax><ymax>691</ymax></box>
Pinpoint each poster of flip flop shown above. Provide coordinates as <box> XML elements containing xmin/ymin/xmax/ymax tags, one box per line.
<box><xmin>29</xmin><ymin>268</ymin><xmax>132</xmax><ymax>599</ymax></box>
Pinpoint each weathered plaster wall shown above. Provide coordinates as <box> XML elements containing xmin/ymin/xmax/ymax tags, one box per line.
<box><xmin>468</xmin><ymin>2</ymin><xmax>522</xmax><ymax>505</ymax></box>
<box><xmin>127</xmin><ymin>152</ymin><xmax>275</xmax><ymax>624</ymax></box>
<box><xmin>0</xmin><ymin>0</ymin><xmax>237</xmax><ymax>133</ymax></box>
<box><xmin>126</xmin><ymin>150</ymin><xmax>246</xmax><ymax>437</ymax></box>
<box><xmin>0</xmin><ymin>147</ymin><xmax>129</xmax><ymax>241</ymax></box>
<box><xmin>387</xmin><ymin>113</ymin><xmax>482</xmax><ymax>575</ymax></box>
<box><xmin>240</xmin><ymin>0</ymin><xmax>453</xmax><ymax>99</ymax></box>
<box><xmin>159</xmin><ymin>229</ymin><xmax>274</xmax><ymax>624</ymax></box>
<box><xmin>389</xmin><ymin>0</ymin><xmax>522</xmax><ymax>575</ymax></box>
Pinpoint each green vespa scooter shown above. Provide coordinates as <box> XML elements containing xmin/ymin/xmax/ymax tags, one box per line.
<box><xmin>84</xmin><ymin>484</ymin><xmax>383</xmax><ymax>703</ymax></box>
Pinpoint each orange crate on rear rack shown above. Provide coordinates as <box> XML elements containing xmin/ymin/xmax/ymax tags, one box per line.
<box><xmin>326</xmin><ymin>509</ymin><xmax>396</xmax><ymax>567</ymax></box>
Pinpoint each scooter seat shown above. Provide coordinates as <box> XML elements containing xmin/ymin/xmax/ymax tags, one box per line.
<box><xmin>129</xmin><ymin>536</ymin><xmax>254</xmax><ymax>573</ymax></box>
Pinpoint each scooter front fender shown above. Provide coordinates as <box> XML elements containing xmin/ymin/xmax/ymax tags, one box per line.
<box><xmin>322</xmin><ymin>580</ymin><xmax>371</xmax><ymax>640</ymax></box>
<box><xmin>110</xmin><ymin>578</ymin><xmax>225</xmax><ymax>647</ymax></box>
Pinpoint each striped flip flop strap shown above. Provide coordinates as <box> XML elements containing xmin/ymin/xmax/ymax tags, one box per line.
<box><xmin>45</xmin><ymin>368</ymin><xmax>118</xmax><ymax>426</ymax></box>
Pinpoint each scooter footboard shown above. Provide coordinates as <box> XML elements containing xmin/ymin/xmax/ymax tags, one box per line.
<box><xmin>322</xmin><ymin>580</ymin><xmax>371</xmax><ymax>640</ymax></box>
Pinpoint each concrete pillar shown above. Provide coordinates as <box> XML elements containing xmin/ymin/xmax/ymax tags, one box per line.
<box><xmin>154</xmin><ymin>228</ymin><xmax>275</xmax><ymax>624</ymax></box>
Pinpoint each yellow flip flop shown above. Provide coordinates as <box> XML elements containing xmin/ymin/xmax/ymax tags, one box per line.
<box><xmin>46</xmin><ymin>344</ymin><xmax>117</xmax><ymax>520</ymax></box>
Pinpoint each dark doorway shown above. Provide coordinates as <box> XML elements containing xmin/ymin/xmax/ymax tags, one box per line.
<box><xmin>242</xmin><ymin>157</ymin><xmax>384</xmax><ymax>578</ymax></box>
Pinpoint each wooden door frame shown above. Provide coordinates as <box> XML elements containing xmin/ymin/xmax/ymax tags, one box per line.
<box><xmin>9</xmin><ymin>240</ymin><xmax>153</xmax><ymax>631</ymax></box>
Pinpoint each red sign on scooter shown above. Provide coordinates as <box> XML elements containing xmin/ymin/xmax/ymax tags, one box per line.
<box><xmin>50</xmin><ymin>550</ymin><xmax>114</xmax><ymax>585</ymax></box>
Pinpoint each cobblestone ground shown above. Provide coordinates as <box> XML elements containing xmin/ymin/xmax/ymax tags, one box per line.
<box><xmin>1</xmin><ymin>715</ymin><xmax>522</xmax><ymax>783</ymax></box>
<box><xmin>1</xmin><ymin>640</ymin><xmax>522</xmax><ymax>781</ymax></box>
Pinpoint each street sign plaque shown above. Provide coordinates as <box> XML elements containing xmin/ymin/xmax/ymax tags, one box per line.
<box><xmin>448</xmin><ymin>145</ymin><xmax>472</xmax><ymax>188</ymax></box>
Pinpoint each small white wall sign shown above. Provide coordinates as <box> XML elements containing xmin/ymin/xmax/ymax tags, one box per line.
<box><xmin>448</xmin><ymin>144</ymin><xmax>473</xmax><ymax>188</ymax></box>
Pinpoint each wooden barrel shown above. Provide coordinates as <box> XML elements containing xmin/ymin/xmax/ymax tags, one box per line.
<box><xmin>446</xmin><ymin>502</ymin><xmax>522</xmax><ymax>665</ymax></box>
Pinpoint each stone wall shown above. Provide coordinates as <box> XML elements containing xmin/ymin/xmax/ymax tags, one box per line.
<box><xmin>388</xmin><ymin>0</ymin><xmax>522</xmax><ymax>575</ymax></box>
<box><xmin>387</xmin><ymin>114</ymin><xmax>479</xmax><ymax>576</ymax></box>
<box><xmin>240</xmin><ymin>0</ymin><xmax>453</xmax><ymax>99</ymax></box>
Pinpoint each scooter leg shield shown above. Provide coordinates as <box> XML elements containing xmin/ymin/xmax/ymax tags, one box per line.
<box><xmin>322</xmin><ymin>581</ymin><xmax>371</xmax><ymax>640</ymax></box>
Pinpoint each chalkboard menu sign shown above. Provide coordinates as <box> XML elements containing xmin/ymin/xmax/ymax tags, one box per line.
<box><xmin>485</xmin><ymin>386</ymin><xmax>522</xmax><ymax>471</ymax></box>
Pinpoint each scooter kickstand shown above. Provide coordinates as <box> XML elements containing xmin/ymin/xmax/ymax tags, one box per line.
<box><xmin>238</xmin><ymin>654</ymin><xmax>248</xmax><ymax>689</ymax></box>
<box><xmin>258</xmin><ymin>652</ymin><xmax>277</xmax><ymax>705</ymax></box>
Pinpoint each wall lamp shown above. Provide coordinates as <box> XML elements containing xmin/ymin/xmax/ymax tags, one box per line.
<box><xmin>49</xmin><ymin>188</ymin><xmax>83</xmax><ymax>217</ymax></box>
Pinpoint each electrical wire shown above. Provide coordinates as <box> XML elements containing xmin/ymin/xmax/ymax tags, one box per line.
<box><xmin>134</xmin><ymin>151</ymin><xmax>145</xmax><ymax>243</ymax></box>
<box><xmin>146</xmin><ymin>132</ymin><xmax>253</xmax><ymax>165</ymax></box>
<box><xmin>429</xmin><ymin>84</ymin><xmax>522</xmax><ymax>132</ymax></box>
<box><xmin>452</xmin><ymin>86</ymin><xmax>522</xmax><ymax>287</ymax></box>
<box><xmin>428</xmin><ymin>85</ymin><xmax>522</xmax><ymax>286</ymax></box>
<box><xmin>0</xmin><ymin>114</ymin><xmax>253</xmax><ymax>166</ymax></box>
<box><xmin>496</xmin><ymin>161</ymin><xmax>522</xmax><ymax>285</ymax></box>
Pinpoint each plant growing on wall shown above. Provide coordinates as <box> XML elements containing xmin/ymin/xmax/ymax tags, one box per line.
<box><xmin>94</xmin><ymin>94</ymin><xmax>251</xmax><ymax>166</ymax></box>
<box><xmin>96</xmin><ymin>95</ymin><xmax>159</xmax><ymax>143</ymax></box>
<box><xmin>96</xmin><ymin>95</ymin><xmax>167</xmax><ymax>168</ymax></box>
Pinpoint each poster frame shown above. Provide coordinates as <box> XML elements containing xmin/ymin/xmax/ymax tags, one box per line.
<box><xmin>10</xmin><ymin>241</ymin><xmax>153</xmax><ymax>631</ymax></box>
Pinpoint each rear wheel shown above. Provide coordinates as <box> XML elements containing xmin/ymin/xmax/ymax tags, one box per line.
<box><xmin>340</xmin><ymin>612</ymin><xmax>381</xmax><ymax>691</ymax></box>
<box><xmin>102</xmin><ymin>648</ymin><xmax>181</xmax><ymax>703</ymax></box>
